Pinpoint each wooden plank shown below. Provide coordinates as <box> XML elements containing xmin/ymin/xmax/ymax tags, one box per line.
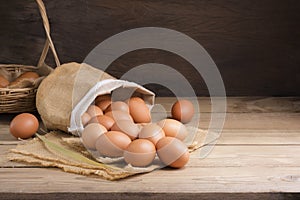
<box><xmin>1</xmin><ymin>97</ymin><xmax>300</xmax><ymax>196</ymax></box>
<box><xmin>3</xmin><ymin>130</ymin><xmax>300</xmax><ymax>146</ymax></box>
<box><xmin>154</xmin><ymin>112</ymin><xmax>300</xmax><ymax>130</ymax></box>
<box><xmin>0</xmin><ymin>114</ymin><xmax>17</xmax><ymax>142</ymax></box>
<box><xmin>224</xmin><ymin>97</ymin><xmax>300</xmax><ymax>113</ymax></box>
<box><xmin>0</xmin><ymin>125</ymin><xmax>17</xmax><ymax>143</ymax></box>
<box><xmin>190</xmin><ymin>145</ymin><xmax>300</xmax><ymax>167</ymax></box>
<box><xmin>154</xmin><ymin>97</ymin><xmax>300</xmax><ymax>113</ymax></box>
<box><xmin>0</xmin><ymin>166</ymin><xmax>300</xmax><ymax>193</ymax></box>
<box><xmin>195</xmin><ymin>113</ymin><xmax>300</xmax><ymax>130</ymax></box>
<box><xmin>2</xmin><ymin>144</ymin><xmax>300</xmax><ymax>168</ymax></box>
<box><xmin>1</xmin><ymin>1</ymin><xmax>300</xmax><ymax>96</ymax></box>
<box><xmin>219</xmin><ymin>130</ymin><xmax>300</xmax><ymax>145</ymax></box>
<box><xmin>3</xmin><ymin>143</ymin><xmax>300</xmax><ymax>168</ymax></box>
<box><xmin>1</xmin><ymin>193</ymin><xmax>299</xmax><ymax>200</ymax></box>
<box><xmin>2</xmin><ymin>113</ymin><xmax>300</xmax><ymax>142</ymax></box>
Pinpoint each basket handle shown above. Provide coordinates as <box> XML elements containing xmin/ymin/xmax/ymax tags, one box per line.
<box><xmin>35</xmin><ymin>0</ymin><xmax>61</xmax><ymax>68</ymax></box>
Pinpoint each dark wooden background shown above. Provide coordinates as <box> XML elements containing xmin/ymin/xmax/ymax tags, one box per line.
<box><xmin>0</xmin><ymin>0</ymin><xmax>299</xmax><ymax>96</ymax></box>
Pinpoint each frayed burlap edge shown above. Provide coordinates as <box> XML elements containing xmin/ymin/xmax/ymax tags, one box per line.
<box><xmin>8</xmin><ymin>128</ymin><xmax>216</xmax><ymax>180</ymax></box>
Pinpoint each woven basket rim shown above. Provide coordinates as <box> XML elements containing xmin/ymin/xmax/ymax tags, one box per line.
<box><xmin>0</xmin><ymin>64</ymin><xmax>36</xmax><ymax>66</ymax></box>
<box><xmin>0</xmin><ymin>87</ymin><xmax>36</xmax><ymax>91</ymax></box>
<box><xmin>0</xmin><ymin>64</ymin><xmax>37</xmax><ymax>69</ymax></box>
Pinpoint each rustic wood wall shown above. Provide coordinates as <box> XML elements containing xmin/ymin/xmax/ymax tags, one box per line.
<box><xmin>0</xmin><ymin>0</ymin><xmax>299</xmax><ymax>96</ymax></box>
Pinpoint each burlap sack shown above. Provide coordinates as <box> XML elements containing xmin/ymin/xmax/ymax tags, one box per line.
<box><xmin>36</xmin><ymin>62</ymin><xmax>155</xmax><ymax>134</ymax></box>
<box><xmin>8</xmin><ymin>129</ymin><xmax>210</xmax><ymax>180</ymax></box>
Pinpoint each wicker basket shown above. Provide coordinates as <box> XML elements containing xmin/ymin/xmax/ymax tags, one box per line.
<box><xmin>0</xmin><ymin>0</ymin><xmax>60</xmax><ymax>113</ymax></box>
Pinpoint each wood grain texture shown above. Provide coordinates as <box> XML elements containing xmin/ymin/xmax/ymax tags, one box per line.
<box><xmin>1</xmin><ymin>97</ymin><xmax>300</xmax><ymax>198</ymax></box>
<box><xmin>0</xmin><ymin>193</ymin><xmax>299</xmax><ymax>200</ymax></box>
<box><xmin>2</xmin><ymin>144</ymin><xmax>300</xmax><ymax>168</ymax></box>
<box><xmin>0</xmin><ymin>166</ymin><xmax>300</xmax><ymax>193</ymax></box>
<box><xmin>1</xmin><ymin>97</ymin><xmax>300</xmax><ymax>142</ymax></box>
<box><xmin>154</xmin><ymin>97</ymin><xmax>300</xmax><ymax>113</ymax></box>
<box><xmin>0</xmin><ymin>0</ymin><xmax>299</xmax><ymax>96</ymax></box>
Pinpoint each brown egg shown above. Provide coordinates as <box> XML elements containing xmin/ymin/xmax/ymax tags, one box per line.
<box><xmin>18</xmin><ymin>71</ymin><xmax>39</xmax><ymax>80</ymax></box>
<box><xmin>171</xmin><ymin>99</ymin><xmax>194</xmax><ymax>123</ymax></box>
<box><xmin>86</xmin><ymin>105</ymin><xmax>103</xmax><ymax>118</ymax></box>
<box><xmin>105</xmin><ymin>101</ymin><xmax>129</xmax><ymax>113</ymax></box>
<box><xmin>124</xmin><ymin>139</ymin><xmax>156</xmax><ymax>167</ymax></box>
<box><xmin>10</xmin><ymin>113</ymin><xmax>39</xmax><ymax>139</ymax></box>
<box><xmin>95</xmin><ymin>131</ymin><xmax>131</xmax><ymax>157</ymax></box>
<box><xmin>21</xmin><ymin>71</ymin><xmax>39</xmax><ymax>78</ymax></box>
<box><xmin>81</xmin><ymin>123</ymin><xmax>107</xmax><ymax>150</ymax></box>
<box><xmin>126</xmin><ymin>96</ymin><xmax>144</xmax><ymax>103</ymax></box>
<box><xmin>88</xmin><ymin>115</ymin><xmax>115</xmax><ymax>130</ymax></box>
<box><xmin>105</xmin><ymin>110</ymin><xmax>133</xmax><ymax>122</ymax></box>
<box><xmin>95</xmin><ymin>94</ymin><xmax>111</xmax><ymax>104</ymax></box>
<box><xmin>9</xmin><ymin>72</ymin><xmax>39</xmax><ymax>86</ymax></box>
<box><xmin>139</xmin><ymin>123</ymin><xmax>165</xmax><ymax>145</ymax></box>
<box><xmin>111</xmin><ymin>120</ymin><xmax>141</xmax><ymax>140</ymax></box>
<box><xmin>0</xmin><ymin>75</ymin><xmax>9</xmax><ymax>88</ymax></box>
<box><xmin>156</xmin><ymin>137</ymin><xmax>189</xmax><ymax>168</ymax></box>
<box><xmin>81</xmin><ymin>112</ymin><xmax>91</xmax><ymax>127</ymax></box>
<box><xmin>96</xmin><ymin>99</ymin><xmax>111</xmax><ymax>112</ymax></box>
<box><xmin>128</xmin><ymin>97</ymin><xmax>151</xmax><ymax>123</ymax></box>
<box><xmin>157</xmin><ymin>119</ymin><xmax>188</xmax><ymax>141</ymax></box>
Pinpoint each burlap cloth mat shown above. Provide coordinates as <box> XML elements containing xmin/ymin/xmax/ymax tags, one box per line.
<box><xmin>8</xmin><ymin>128</ymin><xmax>215</xmax><ymax>180</ymax></box>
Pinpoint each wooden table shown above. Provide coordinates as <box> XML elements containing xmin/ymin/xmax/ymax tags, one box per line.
<box><xmin>1</xmin><ymin>97</ymin><xmax>300</xmax><ymax>199</ymax></box>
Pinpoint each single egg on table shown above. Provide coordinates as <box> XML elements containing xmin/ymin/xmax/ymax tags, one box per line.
<box><xmin>10</xmin><ymin>113</ymin><xmax>39</xmax><ymax>139</ymax></box>
<box><xmin>171</xmin><ymin>99</ymin><xmax>194</xmax><ymax>123</ymax></box>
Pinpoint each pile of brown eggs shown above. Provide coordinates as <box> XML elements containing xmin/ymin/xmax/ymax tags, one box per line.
<box><xmin>81</xmin><ymin>95</ymin><xmax>195</xmax><ymax>168</ymax></box>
